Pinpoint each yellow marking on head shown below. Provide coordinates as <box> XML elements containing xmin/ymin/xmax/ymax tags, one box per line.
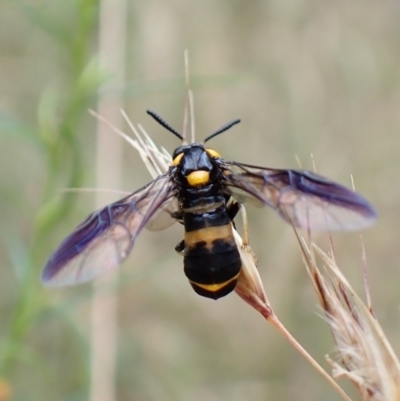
<box><xmin>189</xmin><ymin>273</ymin><xmax>240</xmax><ymax>292</ymax></box>
<box><xmin>187</xmin><ymin>170</ymin><xmax>210</xmax><ymax>186</ymax></box>
<box><xmin>206</xmin><ymin>148</ymin><xmax>221</xmax><ymax>158</ymax></box>
<box><xmin>172</xmin><ymin>153</ymin><xmax>183</xmax><ymax>166</ymax></box>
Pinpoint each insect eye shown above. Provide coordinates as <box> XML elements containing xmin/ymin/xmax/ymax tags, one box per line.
<box><xmin>206</xmin><ymin>148</ymin><xmax>221</xmax><ymax>159</ymax></box>
<box><xmin>172</xmin><ymin>152</ymin><xmax>184</xmax><ymax>166</ymax></box>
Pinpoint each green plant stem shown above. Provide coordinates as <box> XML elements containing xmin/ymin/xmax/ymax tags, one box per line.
<box><xmin>0</xmin><ymin>0</ymin><xmax>99</xmax><ymax>377</ymax></box>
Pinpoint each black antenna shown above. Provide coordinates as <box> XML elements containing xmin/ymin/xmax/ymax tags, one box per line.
<box><xmin>203</xmin><ymin>119</ymin><xmax>241</xmax><ymax>143</ymax></box>
<box><xmin>147</xmin><ymin>110</ymin><xmax>184</xmax><ymax>141</ymax></box>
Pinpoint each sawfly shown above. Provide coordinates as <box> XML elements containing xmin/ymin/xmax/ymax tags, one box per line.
<box><xmin>43</xmin><ymin>111</ymin><xmax>376</xmax><ymax>299</ymax></box>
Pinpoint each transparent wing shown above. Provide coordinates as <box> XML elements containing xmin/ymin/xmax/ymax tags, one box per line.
<box><xmin>222</xmin><ymin>162</ymin><xmax>377</xmax><ymax>231</ymax></box>
<box><xmin>42</xmin><ymin>174</ymin><xmax>176</xmax><ymax>286</ymax></box>
<box><xmin>145</xmin><ymin>197</ymin><xmax>179</xmax><ymax>231</ymax></box>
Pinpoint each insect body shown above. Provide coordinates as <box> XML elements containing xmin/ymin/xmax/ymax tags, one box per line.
<box><xmin>42</xmin><ymin>111</ymin><xmax>377</xmax><ymax>299</ymax></box>
<box><xmin>173</xmin><ymin>143</ymin><xmax>242</xmax><ymax>299</ymax></box>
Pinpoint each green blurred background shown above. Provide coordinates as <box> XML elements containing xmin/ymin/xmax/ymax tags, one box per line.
<box><xmin>1</xmin><ymin>0</ymin><xmax>399</xmax><ymax>400</ymax></box>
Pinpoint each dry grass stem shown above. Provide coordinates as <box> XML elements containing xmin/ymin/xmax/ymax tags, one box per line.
<box><xmin>90</xmin><ymin>1</ymin><xmax>127</xmax><ymax>400</ymax></box>
<box><xmin>232</xmin><ymin>229</ymin><xmax>269</xmax><ymax>309</ymax></box>
<box><xmin>233</xmin><ymin>227</ymin><xmax>353</xmax><ymax>401</ymax></box>
<box><xmin>298</xmin><ymin>233</ymin><xmax>400</xmax><ymax>401</ymax></box>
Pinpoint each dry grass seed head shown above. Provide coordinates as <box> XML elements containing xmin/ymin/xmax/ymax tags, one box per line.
<box><xmin>300</xmin><ymin>236</ymin><xmax>400</xmax><ymax>401</ymax></box>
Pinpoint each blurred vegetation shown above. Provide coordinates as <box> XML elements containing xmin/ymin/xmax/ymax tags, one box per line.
<box><xmin>1</xmin><ymin>0</ymin><xmax>400</xmax><ymax>400</ymax></box>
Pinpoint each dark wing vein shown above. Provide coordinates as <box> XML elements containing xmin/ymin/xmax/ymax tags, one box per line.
<box><xmin>222</xmin><ymin>161</ymin><xmax>376</xmax><ymax>231</ymax></box>
<box><xmin>42</xmin><ymin>174</ymin><xmax>176</xmax><ymax>286</ymax></box>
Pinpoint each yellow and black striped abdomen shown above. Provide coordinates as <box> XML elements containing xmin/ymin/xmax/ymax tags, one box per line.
<box><xmin>183</xmin><ymin>203</ymin><xmax>241</xmax><ymax>300</ymax></box>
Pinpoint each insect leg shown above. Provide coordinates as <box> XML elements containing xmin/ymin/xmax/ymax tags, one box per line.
<box><xmin>227</xmin><ymin>200</ymin><xmax>250</xmax><ymax>246</ymax></box>
<box><xmin>171</xmin><ymin>211</ymin><xmax>183</xmax><ymax>221</ymax></box>
<box><xmin>173</xmin><ymin>211</ymin><xmax>185</xmax><ymax>256</ymax></box>
<box><xmin>233</xmin><ymin>203</ymin><xmax>258</xmax><ymax>266</ymax></box>
<box><xmin>175</xmin><ymin>240</ymin><xmax>185</xmax><ymax>256</ymax></box>
<box><xmin>238</xmin><ymin>203</ymin><xmax>250</xmax><ymax>246</ymax></box>
<box><xmin>226</xmin><ymin>199</ymin><xmax>251</xmax><ymax>249</ymax></box>
<box><xmin>227</xmin><ymin>200</ymin><xmax>240</xmax><ymax>221</ymax></box>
